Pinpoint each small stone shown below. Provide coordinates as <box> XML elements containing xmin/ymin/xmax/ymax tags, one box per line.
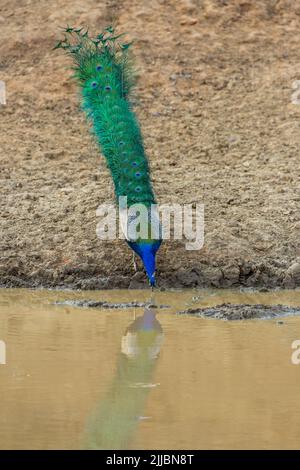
<box><xmin>180</xmin><ymin>16</ymin><xmax>198</xmax><ymax>25</ymax></box>
<box><xmin>286</xmin><ymin>263</ymin><xmax>300</xmax><ymax>286</ymax></box>
<box><xmin>287</xmin><ymin>262</ymin><xmax>300</xmax><ymax>276</ymax></box>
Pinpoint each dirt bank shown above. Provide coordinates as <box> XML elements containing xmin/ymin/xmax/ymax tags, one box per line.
<box><xmin>0</xmin><ymin>0</ymin><xmax>299</xmax><ymax>289</ymax></box>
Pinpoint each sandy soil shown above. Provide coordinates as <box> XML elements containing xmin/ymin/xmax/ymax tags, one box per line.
<box><xmin>0</xmin><ymin>0</ymin><xmax>299</xmax><ymax>289</ymax></box>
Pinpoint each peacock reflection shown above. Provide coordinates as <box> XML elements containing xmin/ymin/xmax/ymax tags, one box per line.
<box><xmin>83</xmin><ymin>307</ymin><xmax>164</xmax><ymax>450</ymax></box>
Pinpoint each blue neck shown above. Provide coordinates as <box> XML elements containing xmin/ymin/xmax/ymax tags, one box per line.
<box><xmin>127</xmin><ymin>240</ymin><xmax>161</xmax><ymax>286</ymax></box>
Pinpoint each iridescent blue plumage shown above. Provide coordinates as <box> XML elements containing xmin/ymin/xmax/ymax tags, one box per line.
<box><xmin>127</xmin><ymin>240</ymin><xmax>162</xmax><ymax>286</ymax></box>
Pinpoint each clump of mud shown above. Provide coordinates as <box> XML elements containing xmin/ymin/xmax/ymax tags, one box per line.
<box><xmin>177</xmin><ymin>304</ymin><xmax>300</xmax><ymax>321</ymax></box>
<box><xmin>54</xmin><ymin>300</ymin><xmax>169</xmax><ymax>309</ymax></box>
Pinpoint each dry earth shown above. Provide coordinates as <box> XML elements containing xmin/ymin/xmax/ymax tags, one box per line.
<box><xmin>0</xmin><ymin>0</ymin><xmax>300</xmax><ymax>289</ymax></box>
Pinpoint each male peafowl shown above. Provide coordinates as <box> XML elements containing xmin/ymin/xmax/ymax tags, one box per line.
<box><xmin>55</xmin><ymin>26</ymin><xmax>162</xmax><ymax>286</ymax></box>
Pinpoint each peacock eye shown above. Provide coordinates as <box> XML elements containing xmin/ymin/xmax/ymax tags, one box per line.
<box><xmin>135</xmin><ymin>172</ymin><xmax>141</xmax><ymax>177</ymax></box>
<box><xmin>135</xmin><ymin>186</ymin><xmax>141</xmax><ymax>192</ymax></box>
<box><xmin>132</xmin><ymin>161</ymin><xmax>137</xmax><ymax>167</ymax></box>
<box><xmin>96</xmin><ymin>65</ymin><xmax>103</xmax><ymax>71</ymax></box>
<box><xmin>91</xmin><ymin>81</ymin><xmax>97</xmax><ymax>89</ymax></box>
<box><xmin>104</xmin><ymin>85</ymin><xmax>112</xmax><ymax>92</ymax></box>
<box><xmin>119</xmin><ymin>141</ymin><xmax>125</xmax><ymax>146</ymax></box>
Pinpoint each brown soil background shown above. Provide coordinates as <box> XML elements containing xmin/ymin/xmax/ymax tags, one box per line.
<box><xmin>0</xmin><ymin>0</ymin><xmax>299</xmax><ymax>289</ymax></box>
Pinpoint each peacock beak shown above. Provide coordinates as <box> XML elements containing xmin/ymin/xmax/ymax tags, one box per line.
<box><xmin>149</xmin><ymin>274</ymin><xmax>156</xmax><ymax>287</ymax></box>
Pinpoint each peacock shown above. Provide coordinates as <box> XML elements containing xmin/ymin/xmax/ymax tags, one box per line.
<box><xmin>55</xmin><ymin>26</ymin><xmax>162</xmax><ymax>286</ymax></box>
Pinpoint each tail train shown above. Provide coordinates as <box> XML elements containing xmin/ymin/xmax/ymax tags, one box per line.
<box><xmin>55</xmin><ymin>26</ymin><xmax>162</xmax><ymax>286</ymax></box>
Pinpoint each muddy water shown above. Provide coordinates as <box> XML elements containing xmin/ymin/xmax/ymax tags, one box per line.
<box><xmin>1</xmin><ymin>288</ymin><xmax>300</xmax><ymax>450</ymax></box>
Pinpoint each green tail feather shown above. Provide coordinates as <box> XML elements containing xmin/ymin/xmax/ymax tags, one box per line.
<box><xmin>55</xmin><ymin>26</ymin><xmax>156</xmax><ymax>207</ymax></box>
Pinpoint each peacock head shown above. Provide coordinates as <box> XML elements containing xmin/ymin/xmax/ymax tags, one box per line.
<box><xmin>127</xmin><ymin>239</ymin><xmax>162</xmax><ymax>287</ymax></box>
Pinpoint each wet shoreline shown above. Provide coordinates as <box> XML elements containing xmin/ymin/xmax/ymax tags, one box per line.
<box><xmin>1</xmin><ymin>260</ymin><xmax>300</xmax><ymax>291</ymax></box>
